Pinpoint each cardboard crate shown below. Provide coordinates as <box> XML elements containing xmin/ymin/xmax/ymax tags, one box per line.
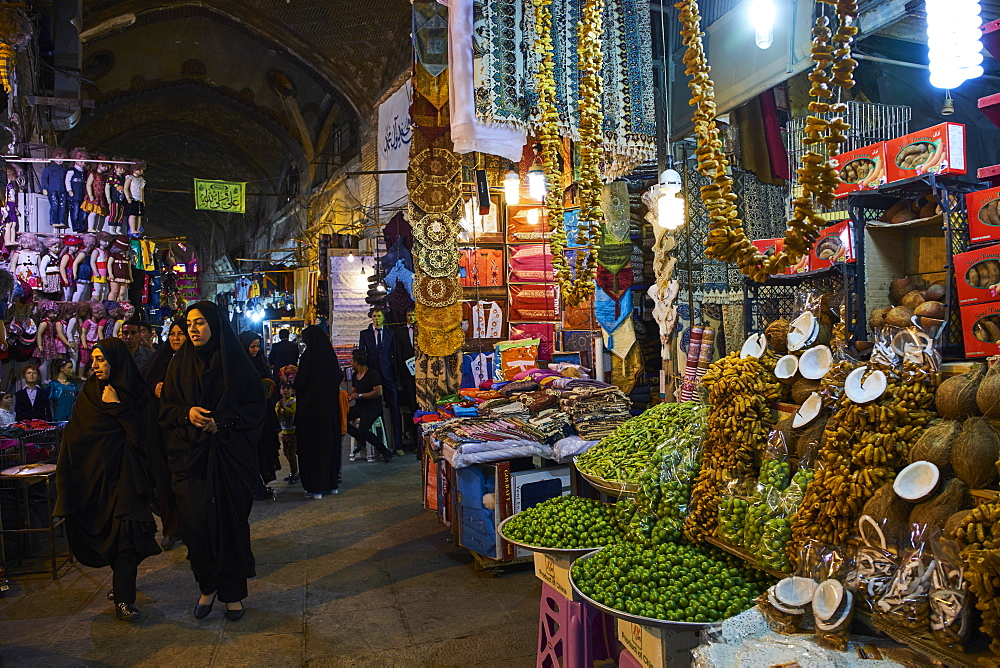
<box><xmin>533</xmin><ymin>552</ymin><xmax>576</xmax><ymax>600</ymax></box>
<box><xmin>953</xmin><ymin>243</ymin><xmax>1000</xmax><ymax>305</ymax></box>
<box><xmin>960</xmin><ymin>301</ymin><xmax>1000</xmax><ymax>357</ymax></box>
<box><xmin>616</xmin><ymin>620</ymin><xmax>702</xmax><ymax>668</ymax></box>
<box><xmin>967</xmin><ymin>186</ymin><xmax>1000</xmax><ymax>244</ymax></box>
<box><xmin>831</xmin><ymin>142</ymin><xmax>887</xmax><ymax>198</ymax></box>
<box><xmin>751</xmin><ymin>238</ymin><xmax>810</xmax><ymax>274</ymax></box>
<box><xmin>885</xmin><ymin>122</ymin><xmax>966</xmax><ymax>184</ymax></box>
<box><xmin>810</xmin><ymin>220</ymin><xmax>855</xmax><ymax>270</ymax></box>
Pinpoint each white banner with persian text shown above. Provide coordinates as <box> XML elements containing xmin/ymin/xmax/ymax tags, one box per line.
<box><xmin>377</xmin><ymin>81</ymin><xmax>412</xmax><ymax>221</ymax></box>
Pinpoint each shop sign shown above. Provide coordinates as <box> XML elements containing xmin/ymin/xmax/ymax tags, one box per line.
<box><xmin>194</xmin><ymin>179</ymin><xmax>246</xmax><ymax>213</ymax></box>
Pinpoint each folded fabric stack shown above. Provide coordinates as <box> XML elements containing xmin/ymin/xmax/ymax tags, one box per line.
<box><xmin>559</xmin><ymin>385</ymin><xmax>632</xmax><ymax>440</ymax></box>
<box><xmin>527</xmin><ymin>408</ymin><xmax>574</xmax><ymax>443</ymax></box>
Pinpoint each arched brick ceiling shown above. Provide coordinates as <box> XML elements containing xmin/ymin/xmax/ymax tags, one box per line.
<box><xmin>81</xmin><ymin>0</ymin><xmax>412</xmax><ymax>117</ymax></box>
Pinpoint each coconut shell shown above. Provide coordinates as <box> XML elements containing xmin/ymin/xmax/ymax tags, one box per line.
<box><xmin>889</xmin><ymin>277</ymin><xmax>918</xmax><ymax>305</ymax></box>
<box><xmin>909</xmin><ymin>420</ymin><xmax>960</xmax><ymax>471</ymax></box>
<box><xmin>765</xmin><ymin>319</ymin><xmax>790</xmax><ymax>354</ymax></box>
<box><xmin>796</xmin><ymin>417</ymin><xmax>827</xmax><ymax>463</ymax></box>
<box><xmin>914</xmin><ymin>300</ymin><xmax>946</xmax><ymax>320</ymax></box>
<box><xmin>938</xmin><ymin>364</ymin><xmax>986</xmax><ymax>419</ymax></box>
<box><xmin>862</xmin><ymin>482</ymin><xmax>911</xmax><ymax>527</ymax></box>
<box><xmin>976</xmin><ymin>364</ymin><xmax>1000</xmax><ymax>419</ymax></box>
<box><xmin>792</xmin><ymin>378</ymin><xmax>823</xmax><ymax>405</ymax></box>
<box><xmin>925</xmin><ymin>283</ymin><xmax>946</xmax><ymax>301</ymax></box>
<box><xmin>909</xmin><ymin>478</ymin><xmax>969</xmax><ymax>530</ymax></box>
<box><xmin>901</xmin><ymin>290</ymin><xmax>926</xmax><ymax>310</ymax></box>
<box><xmin>868</xmin><ymin>308</ymin><xmax>889</xmax><ymax>330</ymax></box>
<box><xmin>945</xmin><ymin>509</ymin><xmax>974</xmax><ymax>542</ymax></box>
<box><xmin>885</xmin><ymin>306</ymin><xmax>915</xmax><ymax>328</ymax></box>
<box><xmin>952</xmin><ymin>417</ymin><xmax>1000</xmax><ymax>489</ymax></box>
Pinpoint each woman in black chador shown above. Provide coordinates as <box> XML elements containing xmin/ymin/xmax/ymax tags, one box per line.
<box><xmin>54</xmin><ymin>337</ymin><xmax>161</xmax><ymax>622</ymax></box>
<box><xmin>160</xmin><ymin>301</ymin><xmax>265</xmax><ymax>621</ymax></box>
<box><xmin>294</xmin><ymin>325</ymin><xmax>344</xmax><ymax>498</ymax></box>
<box><xmin>238</xmin><ymin>330</ymin><xmax>279</xmax><ymax>497</ymax></box>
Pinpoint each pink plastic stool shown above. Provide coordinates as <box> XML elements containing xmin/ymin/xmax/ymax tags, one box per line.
<box><xmin>536</xmin><ymin>583</ymin><xmax>616</xmax><ymax>668</ymax></box>
<box><xmin>617</xmin><ymin>647</ymin><xmax>643</xmax><ymax>668</ymax></box>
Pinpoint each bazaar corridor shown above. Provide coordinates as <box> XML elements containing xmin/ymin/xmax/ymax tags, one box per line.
<box><xmin>0</xmin><ymin>457</ymin><xmax>539</xmax><ymax>667</ymax></box>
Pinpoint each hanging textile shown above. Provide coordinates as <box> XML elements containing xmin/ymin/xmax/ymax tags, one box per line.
<box><xmin>509</xmin><ymin>322</ymin><xmax>556</xmax><ymax>360</ymax></box>
<box><xmin>461</xmin><ymin>352</ymin><xmax>495</xmax><ymax>388</ymax></box>
<box><xmin>508</xmin><ymin>284</ymin><xmax>558</xmax><ymax>321</ymax></box>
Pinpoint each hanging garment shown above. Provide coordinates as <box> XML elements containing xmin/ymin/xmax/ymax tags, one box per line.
<box><xmin>458</xmin><ymin>248</ymin><xmax>503</xmax><ymax>288</ymax></box>
<box><xmin>509</xmin><ymin>244</ymin><xmax>554</xmax><ymax>283</ymax></box>
<box><xmin>461</xmin><ymin>352</ymin><xmax>494</xmax><ymax>389</ymax></box>
<box><xmin>463</xmin><ymin>300</ymin><xmax>505</xmax><ymax>339</ymax></box>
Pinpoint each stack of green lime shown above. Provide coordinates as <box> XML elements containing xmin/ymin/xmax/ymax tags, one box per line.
<box><xmin>571</xmin><ymin>541</ymin><xmax>768</xmax><ymax>623</ymax></box>
<box><xmin>501</xmin><ymin>496</ymin><xmax>622</xmax><ymax>550</ymax></box>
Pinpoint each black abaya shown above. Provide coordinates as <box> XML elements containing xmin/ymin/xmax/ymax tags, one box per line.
<box><xmin>160</xmin><ymin>302</ymin><xmax>265</xmax><ymax>603</ymax></box>
<box><xmin>54</xmin><ymin>338</ymin><xmax>160</xmax><ymax>603</ymax></box>
<box><xmin>239</xmin><ymin>331</ymin><xmax>279</xmax><ymax>486</ymax></box>
<box><xmin>294</xmin><ymin>326</ymin><xmax>343</xmax><ymax>493</ymax></box>
<box><xmin>145</xmin><ymin>318</ymin><xmax>185</xmax><ymax>538</ymax></box>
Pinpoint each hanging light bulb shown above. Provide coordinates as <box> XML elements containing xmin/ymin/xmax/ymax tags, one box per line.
<box><xmin>528</xmin><ymin>163</ymin><xmax>546</xmax><ymax>202</ymax></box>
<box><xmin>751</xmin><ymin>0</ymin><xmax>775</xmax><ymax>49</ymax></box>
<box><xmin>926</xmin><ymin>0</ymin><xmax>984</xmax><ymax>89</ymax></box>
<box><xmin>503</xmin><ymin>171</ymin><xmax>521</xmax><ymax>205</ymax></box>
<box><xmin>347</xmin><ymin>251</ymin><xmax>355</xmax><ymax>262</ymax></box>
<box><xmin>655</xmin><ymin>168</ymin><xmax>685</xmax><ymax>231</ymax></box>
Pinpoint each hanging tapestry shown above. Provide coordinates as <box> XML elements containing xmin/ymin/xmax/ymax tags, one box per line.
<box><xmin>415</xmin><ymin>350</ymin><xmax>462</xmax><ymax>411</ymax></box>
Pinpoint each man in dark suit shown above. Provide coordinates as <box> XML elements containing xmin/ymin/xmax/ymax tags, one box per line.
<box><xmin>268</xmin><ymin>328</ymin><xmax>299</xmax><ymax>380</ymax></box>
<box><xmin>359</xmin><ymin>308</ymin><xmax>402</xmax><ymax>453</ymax></box>
<box><xmin>390</xmin><ymin>309</ymin><xmax>417</xmax><ymax>451</ymax></box>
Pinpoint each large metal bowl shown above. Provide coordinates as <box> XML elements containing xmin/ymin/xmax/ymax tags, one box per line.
<box><xmin>569</xmin><ymin>552</ymin><xmax>714</xmax><ymax>630</ymax></box>
<box><xmin>495</xmin><ymin>514</ymin><xmax>609</xmax><ymax>558</ymax></box>
<box><xmin>576</xmin><ymin>469</ymin><xmax>639</xmax><ymax>498</ymax></box>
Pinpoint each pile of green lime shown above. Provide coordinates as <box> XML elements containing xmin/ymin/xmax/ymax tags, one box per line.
<box><xmin>571</xmin><ymin>541</ymin><xmax>768</xmax><ymax>623</ymax></box>
<box><xmin>501</xmin><ymin>496</ymin><xmax>622</xmax><ymax>550</ymax></box>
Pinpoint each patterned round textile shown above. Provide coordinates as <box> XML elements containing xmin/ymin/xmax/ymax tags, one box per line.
<box><xmin>412</xmin><ymin>212</ymin><xmax>461</xmax><ymax>247</ymax></box>
<box><xmin>416</xmin><ymin>325</ymin><xmax>465</xmax><ymax>357</ymax></box>
<box><xmin>413</xmin><ymin>273</ymin><xmax>461</xmax><ymax>307</ymax></box>
<box><xmin>409</xmin><ymin>175</ymin><xmax>462</xmax><ymax>214</ymax></box>
<box><xmin>415</xmin><ymin>302</ymin><xmax>463</xmax><ymax>331</ymax></box>
<box><xmin>415</xmin><ymin>243</ymin><xmax>460</xmax><ymax>278</ymax></box>
<box><xmin>410</xmin><ymin>148</ymin><xmax>463</xmax><ymax>185</ymax></box>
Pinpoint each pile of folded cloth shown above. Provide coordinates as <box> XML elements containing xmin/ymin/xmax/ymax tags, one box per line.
<box><xmin>421</xmin><ymin>416</ymin><xmax>556</xmax><ymax>468</ymax></box>
<box><xmin>560</xmin><ymin>385</ymin><xmax>632</xmax><ymax>440</ymax></box>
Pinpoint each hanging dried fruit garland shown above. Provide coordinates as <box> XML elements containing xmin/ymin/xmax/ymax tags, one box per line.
<box><xmin>532</xmin><ymin>0</ymin><xmax>605</xmax><ymax>307</ymax></box>
<box><xmin>675</xmin><ymin>0</ymin><xmax>859</xmax><ymax>283</ymax></box>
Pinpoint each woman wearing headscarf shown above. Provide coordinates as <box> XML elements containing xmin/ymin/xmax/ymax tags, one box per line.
<box><xmin>54</xmin><ymin>338</ymin><xmax>160</xmax><ymax>622</ymax></box>
<box><xmin>294</xmin><ymin>325</ymin><xmax>344</xmax><ymax>499</ymax></box>
<box><xmin>160</xmin><ymin>302</ymin><xmax>265</xmax><ymax>621</ymax></box>
<box><xmin>145</xmin><ymin>317</ymin><xmax>187</xmax><ymax>550</ymax></box>
<box><xmin>238</xmin><ymin>331</ymin><xmax>279</xmax><ymax>497</ymax></box>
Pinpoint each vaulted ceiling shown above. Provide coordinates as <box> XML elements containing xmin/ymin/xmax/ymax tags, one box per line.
<box><xmin>66</xmin><ymin>0</ymin><xmax>411</xmax><ymax>249</ymax></box>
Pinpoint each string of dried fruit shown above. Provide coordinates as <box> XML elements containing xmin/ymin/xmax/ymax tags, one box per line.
<box><xmin>685</xmin><ymin>353</ymin><xmax>781</xmax><ymax>542</ymax></box>
<box><xmin>959</xmin><ymin>502</ymin><xmax>1000</xmax><ymax>654</ymax></box>
<box><xmin>674</xmin><ymin>0</ymin><xmax>859</xmax><ymax>282</ymax></box>
<box><xmin>788</xmin><ymin>365</ymin><xmax>937</xmax><ymax>563</ymax></box>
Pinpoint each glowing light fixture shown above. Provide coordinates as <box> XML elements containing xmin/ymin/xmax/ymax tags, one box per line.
<box><xmin>347</xmin><ymin>251</ymin><xmax>355</xmax><ymax>262</ymax></box>
<box><xmin>528</xmin><ymin>164</ymin><xmax>546</xmax><ymax>202</ymax></box>
<box><xmin>503</xmin><ymin>171</ymin><xmax>521</xmax><ymax>205</ymax></box>
<box><xmin>752</xmin><ymin>0</ymin><xmax>775</xmax><ymax>49</ymax></box>
<box><xmin>526</xmin><ymin>207</ymin><xmax>541</xmax><ymax>226</ymax></box>
<box><xmin>926</xmin><ymin>0</ymin><xmax>984</xmax><ymax>89</ymax></box>
<box><xmin>655</xmin><ymin>168</ymin><xmax>686</xmax><ymax>231</ymax></box>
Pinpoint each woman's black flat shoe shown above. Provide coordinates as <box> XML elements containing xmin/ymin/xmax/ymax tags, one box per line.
<box><xmin>115</xmin><ymin>602</ymin><xmax>141</xmax><ymax>621</ymax></box>
<box><xmin>193</xmin><ymin>593</ymin><xmax>217</xmax><ymax>619</ymax></box>
<box><xmin>224</xmin><ymin>603</ymin><xmax>245</xmax><ymax>621</ymax></box>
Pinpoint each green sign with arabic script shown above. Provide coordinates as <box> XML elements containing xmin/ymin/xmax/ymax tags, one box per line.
<box><xmin>194</xmin><ymin>179</ymin><xmax>245</xmax><ymax>213</ymax></box>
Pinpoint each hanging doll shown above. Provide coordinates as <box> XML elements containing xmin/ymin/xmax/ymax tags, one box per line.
<box><xmin>90</xmin><ymin>231</ymin><xmax>111</xmax><ymax>301</ymax></box>
<box><xmin>2</xmin><ymin>163</ymin><xmax>19</xmax><ymax>249</ymax></box>
<box><xmin>72</xmin><ymin>233</ymin><xmax>96</xmax><ymax>302</ymax></box>
<box><xmin>79</xmin><ymin>301</ymin><xmax>105</xmax><ymax>368</ymax></box>
<box><xmin>9</xmin><ymin>232</ymin><xmax>42</xmax><ymax>288</ymax></box>
<box><xmin>41</xmin><ymin>147</ymin><xmax>68</xmax><ymax>231</ymax></box>
<box><xmin>81</xmin><ymin>155</ymin><xmax>109</xmax><ymax>233</ymax></box>
<box><xmin>35</xmin><ymin>301</ymin><xmax>66</xmax><ymax>382</ymax></box>
<box><xmin>104</xmin><ymin>302</ymin><xmax>123</xmax><ymax>339</ymax></box>
<box><xmin>62</xmin><ymin>302</ymin><xmax>79</xmax><ymax>368</ymax></box>
<box><xmin>38</xmin><ymin>235</ymin><xmax>64</xmax><ymax>297</ymax></box>
<box><xmin>64</xmin><ymin>147</ymin><xmax>89</xmax><ymax>234</ymax></box>
<box><xmin>58</xmin><ymin>235</ymin><xmax>82</xmax><ymax>301</ymax></box>
<box><xmin>123</xmin><ymin>162</ymin><xmax>146</xmax><ymax>238</ymax></box>
<box><xmin>108</xmin><ymin>235</ymin><xmax>132</xmax><ymax>301</ymax></box>
<box><xmin>105</xmin><ymin>157</ymin><xmax>128</xmax><ymax>236</ymax></box>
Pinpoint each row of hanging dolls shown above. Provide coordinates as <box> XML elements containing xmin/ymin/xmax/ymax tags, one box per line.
<box><xmin>3</xmin><ymin>147</ymin><xmax>147</xmax><ymax>240</ymax></box>
<box><xmin>2</xmin><ymin>298</ymin><xmax>137</xmax><ymax>382</ymax></box>
<box><xmin>7</xmin><ymin>231</ymin><xmax>135</xmax><ymax>302</ymax></box>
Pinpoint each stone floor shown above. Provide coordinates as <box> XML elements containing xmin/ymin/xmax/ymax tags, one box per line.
<box><xmin>0</xmin><ymin>452</ymin><xmax>541</xmax><ymax>667</ymax></box>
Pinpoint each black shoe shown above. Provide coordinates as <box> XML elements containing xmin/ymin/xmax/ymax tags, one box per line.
<box><xmin>224</xmin><ymin>602</ymin><xmax>245</xmax><ymax>621</ymax></box>
<box><xmin>115</xmin><ymin>602</ymin><xmax>141</xmax><ymax>621</ymax></box>
<box><xmin>193</xmin><ymin>593</ymin><xmax>217</xmax><ymax>619</ymax></box>
<box><xmin>383</xmin><ymin>454</ymin><xmax>393</xmax><ymax>463</ymax></box>
<box><xmin>106</xmin><ymin>588</ymin><xmax>114</xmax><ymax>601</ymax></box>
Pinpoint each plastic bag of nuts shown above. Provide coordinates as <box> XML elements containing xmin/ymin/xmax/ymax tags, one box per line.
<box><xmin>929</xmin><ymin>538</ymin><xmax>971</xmax><ymax>650</ymax></box>
<box><xmin>874</xmin><ymin>524</ymin><xmax>937</xmax><ymax>630</ymax></box>
<box><xmin>845</xmin><ymin>515</ymin><xmax>901</xmax><ymax>612</ymax></box>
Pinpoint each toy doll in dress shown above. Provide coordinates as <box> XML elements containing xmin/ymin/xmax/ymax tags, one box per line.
<box><xmin>81</xmin><ymin>155</ymin><xmax>109</xmax><ymax>233</ymax></box>
<box><xmin>38</xmin><ymin>236</ymin><xmax>64</xmax><ymax>297</ymax></box>
<box><xmin>78</xmin><ymin>302</ymin><xmax>105</xmax><ymax>368</ymax></box>
<box><xmin>58</xmin><ymin>235</ymin><xmax>82</xmax><ymax>301</ymax></box>
<box><xmin>9</xmin><ymin>232</ymin><xmax>42</xmax><ymax>288</ymax></box>
<box><xmin>35</xmin><ymin>301</ymin><xmax>66</xmax><ymax>382</ymax></box>
<box><xmin>62</xmin><ymin>302</ymin><xmax>79</xmax><ymax>368</ymax></box>
<box><xmin>105</xmin><ymin>158</ymin><xmax>128</xmax><ymax>236</ymax></box>
<box><xmin>104</xmin><ymin>302</ymin><xmax>123</xmax><ymax>338</ymax></box>
<box><xmin>72</xmin><ymin>233</ymin><xmax>96</xmax><ymax>302</ymax></box>
<box><xmin>124</xmin><ymin>162</ymin><xmax>146</xmax><ymax>238</ymax></box>
<box><xmin>90</xmin><ymin>231</ymin><xmax>111</xmax><ymax>301</ymax></box>
<box><xmin>107</xmin><ymin>235</ymin><xmax>132</xmax><ymax>301</ymax></box>
<box><xmin>2</xmin><ymin>164</ymin><xmax>19</xmax><ymax>249</ymax></box>
<box><xmin>41</xmin><ymin>147</ymin><xmax>68</xmax><ymax>231</ymax></box>
<box><xmin>65</xmin><ymin>147</ymin><xmax>89</xmax><ymax>233</ymax></box>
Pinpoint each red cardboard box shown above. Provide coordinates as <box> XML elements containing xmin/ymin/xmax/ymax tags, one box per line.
<box><xmin>885</xmin><ymin>123</ymin><xmax>966</xmax><ymax>184</ymax></box>
<box><xmin>954</xmin><ymin>243</ymin><xmax>1000</xmax><ymax>305</ymax></box>
<box><xmin>751</xmin><ymin>238</ymin><xmax>810</xmax><ymax>275</ymax></box>
<box><xmin>967</xmin><ymin>186</ymin><xmax>1000</xmax><ymax>244</ymax></box>
<box><xmin>809</xmin><ymin>221</ymin><xmax>855</xmax><ymax>270</ymax></box>
<box><xmin>960</xmin><ymin>301</ymin><xmax>1000</xmax><ymax>357</ymax></box>
<box><xmin>831</xmin><ymin>143</ymin><xmax>887</xmax><ymax>198</ymax></box>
